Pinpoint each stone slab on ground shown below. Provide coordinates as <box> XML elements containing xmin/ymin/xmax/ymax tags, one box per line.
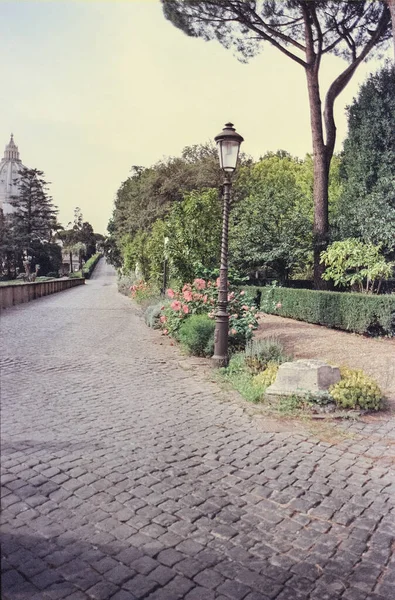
<box><xmin>266</xmin><ymin>359</ymin><xmax>341</xmax><ymax>397</ymax></box>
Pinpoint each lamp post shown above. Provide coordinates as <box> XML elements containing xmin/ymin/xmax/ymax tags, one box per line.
<box><xmin>162</xmin><ymin>236</ymin><xmax>169</xmax><ymax>295</ymax></box>
<box><xmin>212</xmin><ymin>123</ymin><xmax>244</xmax><ymax>367</ymax></box>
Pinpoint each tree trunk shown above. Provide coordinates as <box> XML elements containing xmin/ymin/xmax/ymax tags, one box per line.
<box><xmin>387</xmin><ymin>0</ymin><xmax>395</xmax><ymax>58</ymax></box>
<box><xmin>69</xmin><ymin>251</ymin><xmax>73</xmax><ymax>273</ymax></box>
<box><xmin>305</xmin><ymin>67</ymin><xmax>330</xmax><ymax>289</ymax></box>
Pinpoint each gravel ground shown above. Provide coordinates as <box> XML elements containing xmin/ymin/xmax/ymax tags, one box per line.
<box><xmin>254</xmin><ymin>314</ymin><xmax>395</xmax><ymax>406</ymax></box>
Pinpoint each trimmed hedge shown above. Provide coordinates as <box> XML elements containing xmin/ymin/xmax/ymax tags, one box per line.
<box><xmin>82</xmin><ymin>253</ymin><xmax>102</xmax><ymax>279</ymax></box>
<box><xmin>252</xmin><ymin>286</ymin><xmax>395</xmax><ymax>336</ymax></box>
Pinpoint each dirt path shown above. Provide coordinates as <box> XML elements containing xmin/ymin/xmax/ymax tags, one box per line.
<box><xmin>255</xmin><ymin>314</ymin><xmax>395</xmax><ymax>404</ymax></box>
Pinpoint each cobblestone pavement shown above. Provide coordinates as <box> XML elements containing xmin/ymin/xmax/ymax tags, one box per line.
<box><xmin>1</xmin><ymin>260</ymin><xmax>394</xmax><ymax>600</ymax></box>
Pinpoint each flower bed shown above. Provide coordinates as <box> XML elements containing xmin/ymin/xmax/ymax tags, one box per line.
<box><xmin>158</xmin><ymin>278</ymin><xmax>259</xmax><ymax>353</ymax></box>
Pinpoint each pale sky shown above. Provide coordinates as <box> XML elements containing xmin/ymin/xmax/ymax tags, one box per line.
<box><xmin>0</xmin><ymin>0</ymin><xmax>391</xmax><ymax>234</ymax></box>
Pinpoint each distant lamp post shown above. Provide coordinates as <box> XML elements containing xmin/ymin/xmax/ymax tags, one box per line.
<box><xmin>162</xmin><ymin>236</ymin><xmax>169</xmax><ymax>295</ymax></box>
<box><xmin>212</xmin><ymin>122</ymin><xmax>244</xmax><ymax>367</ymax></box>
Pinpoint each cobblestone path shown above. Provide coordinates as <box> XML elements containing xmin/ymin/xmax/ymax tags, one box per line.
<box><xmin>1</xmin><ymin>260</ymin><xmax>394</xmax><ymax>600</ymax></box>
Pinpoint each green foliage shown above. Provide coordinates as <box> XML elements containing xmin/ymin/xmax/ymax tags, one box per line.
<box><xmin>82</xmin><ymin>253</ymin><xmax>101</xmax><ymax>279</ymax></box>
<box><xmin>144</xmin><ymin>302</ymin><xmax>164</xmax><ymax>329</ymax></box>
<box><xmin>130</xmin><ymin>280</ymin><xmax>160</xmax><ymax>304</ymax></box>
<box><xmin>259</xmin><ymin>286</ymin><xmax>395</xmax><ymax>336</ymax></box>
<box><xmin>329</xmin><ymin>367</ymin><xmax>383</xmax><ymax>411</ymax></box>
<box><xmin>320</xmin><ymin>239</ymin><xmax>393</xmax><ymax>293</ymax></box>
<box><xmin>336</xmin><ymin>65</ymin><xmax>395</xmax><ymax>257</ymax></box>
<box><xmin>145</xmin><ymin>219</ymin><xmax>168</xmax><ymax>286</ymax></box>
<box><xmin>229</xmin><ymin>153</ymin><xmax>313</xmax><ymax>281</ymax></box>
<box><xmin>159</xmin><ymin>279</ymin><xmax>259</xmax><ymax>350</ymax></box>
<box><xmin>109</xmin><ymin>144</ymin><xmax>222</xmax><ymax>244</ymax></box>
<box><xmin>244</xmin><ymin>338</ymin><xmax>290</xmax><ymax>374</ymax></box>
<box><xmin>117</xmin><ymin>274</ymin><xmax>136</xmax><ymax>296</ymax></box>
<box><xmin>275</xmin><ymin>395</ymin><xmax>304</xmax><ymax>414</ymax></box>
<box><xmin>220</xmin><ymin>353</ymin><xmax>280</xmax><ymax>405</ymax></box>
<box><xmin>162</xmin><ymin>1</ymin><xmax>391</xmax><ymax>286</ymax></box>
<box><xmin>178</xmin><ymin>313</ymin><xmax>216</xmax><ymax>357</ymax></box>
<box><xmin>166</xmin><ymin>189</ymin><xmax>221</xmax><ymax>283</ymax></box>
<box><xmin>121</xmin><ymin>231</ymin><xmax>150</xmax><ymax>281</ymax></box>
<box><xmin>252</xmin><ymin>362</ymin><xmax>279</xmax><ymax>388</ymax></box>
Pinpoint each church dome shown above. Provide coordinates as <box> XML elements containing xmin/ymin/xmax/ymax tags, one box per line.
<box><xmin>0</xmin><ymin>134</ymin><xmax>27</xmax><ymax>215</ymax></box>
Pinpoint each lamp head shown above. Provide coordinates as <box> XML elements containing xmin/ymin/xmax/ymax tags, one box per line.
<box><xmin>214</xmin><ymin>122</ymin><xmax>244</xmax><ymax>172</ymax></box>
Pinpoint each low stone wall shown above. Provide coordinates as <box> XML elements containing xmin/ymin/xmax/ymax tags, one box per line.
<box><xmin>0</xmin><ymin>278</ymin><xmax>85</xmax><ymax>310</ymax></box>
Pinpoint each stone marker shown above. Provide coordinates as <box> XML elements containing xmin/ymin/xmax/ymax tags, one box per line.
<box><xmin>265</xmin><ymin>359</ymin><xmax>341</xmax><ymax>398</ymax></box>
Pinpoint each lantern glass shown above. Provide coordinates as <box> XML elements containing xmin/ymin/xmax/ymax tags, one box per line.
<box><xmin>217</xmin><ymin>139</ymin><xmax>240</xmax><ymax>172</ymax></box>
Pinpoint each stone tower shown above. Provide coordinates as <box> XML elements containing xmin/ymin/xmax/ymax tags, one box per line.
<box><xmin>0</xmin><ymin>134</ymin><xmax>27</xmax><ymax>215</ymax></box>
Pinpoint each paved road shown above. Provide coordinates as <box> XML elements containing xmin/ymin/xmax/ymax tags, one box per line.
<box><xmin>1</xmin><ymin>260</ymin><xmax>394</xmax><ymax>600</ymax></box>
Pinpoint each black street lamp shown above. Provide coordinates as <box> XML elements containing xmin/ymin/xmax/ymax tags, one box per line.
<box><xmin>212</xmin><ymin>122</ymin><xmax>244</xmax><ymax>367</ymax></box>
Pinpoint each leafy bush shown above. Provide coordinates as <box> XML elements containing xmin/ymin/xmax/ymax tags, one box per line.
<box><xmin>252</xmin><ymin>362</ymin><xmax>280</xmax><ymax>388</ymax></box>
<box><xmin>144</xmin><ymin>303</ymin><xmax>163</xmax><ymax>329</ymax></box>
<box><xmin>68</xmin><ymin>271</ymin><xmax>83</xmax><ymax>279</ymax></box>
<box><xmin>329</xmin><ymin>367</ymin><xmax>383</xmax><ymax>411</ymax></box>
<box><xmin>178</xmin><ymin>314</ymin><xmax>216</xmax><ymax>357</ymax></box>
<box><xmin>258</xmin><ymin>285</ymin><xmax>395</xmax><ymax>336</ymax></box>
<box><xmin>118</xmin><ymin>274</ymin><xmax>136</xmax><ymax>296</ymax></box>
<box><xmin>130</xmin><ymin>280</ymin><xmax>160</xmax><ymax>304</ymax></box>
<box><xmin>46</xmin><ymin>271</ymin><xmax>59</xmax><ymax>278</ymax></box>
<box><xmin>159</xmin><ymin>278</ymin><xmax>259</xmax><ymax>348</ymax></box>
<box><xmin>244</xmin><ymin>337</ymin><xmax>290</xmax><ymax>373</ymax></box>
<box><xmin>320</xmin><ymin>239</ymin><xmax>393</xmax><ymax>293</ymax></box>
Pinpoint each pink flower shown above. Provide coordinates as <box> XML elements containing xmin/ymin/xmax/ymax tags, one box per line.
<box><xmin>208</xmin><ymin>312</ymin><xmax>215</xmax><ymax>319</ymax></box>
<box><xmin>171</xmin><ymin>300</ymin><xmax>181</xmax><ymax>311</ymax></box>
<box><xmin>163</xmin><ymin>329</ymin><xmax>168</xmax><ymax>335</ymax></box>
<box><xmin>242</xmin><ymin>305</ymin><xmax>249</xmax><ymax>311</ymax></box>
<box><xmin>203</xmin><ymin>295</ymin><xmax>208</xmax><ymax>304</ymax></box>
<box><xmin>193</xmin><ymin>278</ymin><xmax>206</xmax><ymax>290</ymax></box>
<box><xmin>240</xmin><ymin>290</ymin><xmax>245</xmax><ymax>296</ymax></box>
<box><xmin>182</xmin><ymin>283</ymin><xmax>192</xmax><ymax>292</ymax></box>
<box><xmin>231</xmin><ymin>328</ymin><xmax>237</xmax><ymax>335</ymax></box>
<box><xmin>248</xmin><ymin>324</ymin><xmax>253</xmax><ymax>329</ymax></box>
<box><xmin>227</xmin><ymin>292</ymin><xmax>235</xmax><ymax>301</ymax></box>
<box><xmin>182</xmin><ymin>304</ymin><xmax>189</xmax><ymax>314</ymax></box>
<box><xmin>276</xmin><ymin>302</ymin><xmax>282</xmax><ymax>309</ymax></box>
<box><xmin>161</xmin><ymin>306</ymin><xmax>165</xmax><ymax>310</ymax></box>
<box><xmin>232</xmin><ymin>314</ymin><xmax>238</xmax><ymax>319</ymax></box>
<box><xmin>160</xmin><ymin>315</ymin><xmax>167</xmax><ymax>323</ymax></box>
<box><xmin>167</xmin><ymin>288</ymin><xmax>175</xmax><ymax>298</ymax></box>
<box><xmin>216</xmin><ymin>277</ymin><xmax>221</xmax><ymax>288</ymax></box>
<box><xmin>183</xmin><ymin>290</ymin><xmax>193</xmax><ymax>302</ymax></box>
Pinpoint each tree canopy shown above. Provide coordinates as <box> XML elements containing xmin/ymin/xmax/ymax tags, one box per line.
<box><xmin>336</xmin><ymin>64</ymin><xmax>395</xmax><ymax>258</ymax></box>
<box><xmin>161</xmin><ymin>0</ymin><xmax>392</xmax><ymax>287</ymax></box>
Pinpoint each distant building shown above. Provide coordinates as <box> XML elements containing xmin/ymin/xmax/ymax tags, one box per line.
<box><xmin>0</xmin><ymin>134</ymin><xmax>26</xmax><ymax>215</ymax></box>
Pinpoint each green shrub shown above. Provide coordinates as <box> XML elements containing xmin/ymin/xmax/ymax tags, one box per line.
<box><xmin>118</xmin><ymin>274</ymin><xmax>136</xmax><ymax>296</ymax></box>
<box><xmin>252</xmin><ymin>362</ymin><xmax>280</xmax><ymax>388</ymax></box>
<box><xmin>68</xmin><ymin>271</ymin><xmax>83</xmax><ymax>279</ymax></box>
<box><xmin>257</xmin><ymin>286</ymin><xmax>395</xmax><ymax>336</ymax></box>
<box><xmin>178</xmin><ymin>314</ymin><xmax>216</xmax><ymax>357</ymax></box>
<box><xmin>144</xmin><ymin>303</ymin><xmax>164</xmax><ymax>329</ymax></box>
<box><xmin>244</xmin><ymin>338</ymin><xmax>290</xmax><ymax>373</ymax></box>
<box><xmin>329</xmin><ymin>367</ymin><xmax>383</xmax><ymax>411</ymax></box>
<box><xmin>46</xmin><ymin>271</ymin><xmax>59</xmax><ymax>278</ymax></box>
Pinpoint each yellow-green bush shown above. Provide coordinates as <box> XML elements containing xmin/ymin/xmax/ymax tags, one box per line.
<box><xmin>252</xmin><ymin>362</ymin><xmax>279</xmax><ymax>389</ymax></box>
<box><xmin>329</xmin><ymin>367</ymin><xmax>383</xmax><ymax>411</ymax></box>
